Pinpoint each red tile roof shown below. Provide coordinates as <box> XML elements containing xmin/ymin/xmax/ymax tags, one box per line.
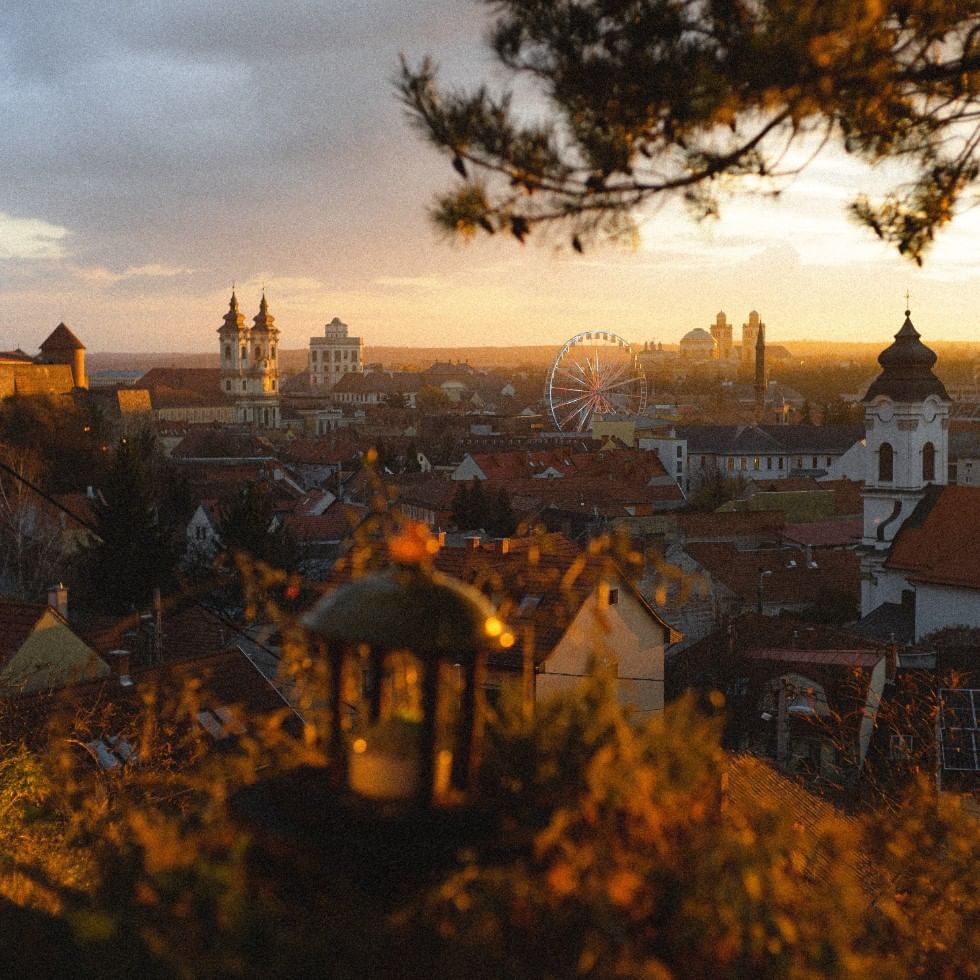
<box><xmin>783</xmin><ymin>518</ymin><xmax>863</xmax><ymax>548</ymax></box>
<box><xmin>684</xmin><ymin>542</ymin><xmax>860</xmax><ymax>604</ymax></box>
<box><xmin>743</xmin><ymin>648</ymin><xmax>884</xmax><ymax>668</ymax></box>
<box><xmin>887</xmin><ymin>485</ymin><xmax>980</xmax><ymax>590</ymax></box>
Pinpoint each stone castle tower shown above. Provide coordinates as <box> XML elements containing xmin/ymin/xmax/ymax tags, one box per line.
<box><xmin>860</xmin><ymin>308</ymin><xmax>950</xmax><ymax>616</ymax></box>
<box><xmin>38</xmin><ymin>322</ymin><xmax>87</xmax><ymax>389</ymax></box>
<box><xmin>217</xmin><ymin>290</ymin><xmax>280</xmax><ymax>428</ymax></box>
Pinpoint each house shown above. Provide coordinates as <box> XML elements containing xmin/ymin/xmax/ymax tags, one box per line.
<box><xmin>132</xmin><ymin>367</ymin><xmax>236</xmax><ymax>424</ymax></box>
<box><xmin>677</xmin><ymin>423</ymin><xmax>865</xmax><ymax>492</ymax></box>
<box><xmin>0</xmin><ymin>591</ymin><xmax>109</xmax><ymax>695</ymax></box>
<box><xmin>679</xmin><ymin>541</ymin><xmax>860</xmax><ymax>620</ymax></box>
<box><xmin>186</xmin><ymin>499</ymin><xmax>222</xmax><ymax>564</ymax></box>
<box><xmin>670</xmin><ymin>612</ymin><xmax>891</xmax><ymax>788</ymax></box>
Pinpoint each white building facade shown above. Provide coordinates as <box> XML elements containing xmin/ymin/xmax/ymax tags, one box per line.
<box><xmin>310</xmin><ymin>317</ymin><xmax>364</xmax><ymax>388</ymax></box>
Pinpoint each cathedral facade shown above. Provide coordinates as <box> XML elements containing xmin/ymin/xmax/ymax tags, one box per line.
<box><xmin>217</xmin><ymin>291</ymin><xmax>281</xmax><ymax>428</ymax></box>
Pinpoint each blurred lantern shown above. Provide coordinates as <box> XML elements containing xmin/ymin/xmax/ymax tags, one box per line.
<box><xmin>303</xmin><ymin>522</ymin><xmax>511</xmax><ymax>807</ymax></box>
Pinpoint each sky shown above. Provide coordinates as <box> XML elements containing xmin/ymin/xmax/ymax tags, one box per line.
<box><xmin>2</xmin><ymin>1</ymin><xmax>980</xmax><ymax>356</ymax></box>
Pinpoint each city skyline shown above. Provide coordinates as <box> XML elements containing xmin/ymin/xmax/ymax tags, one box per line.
<box><xmin>3</xmin><ymin>1</ymin><xmax>980</xmax><ymax>355</ymax></box>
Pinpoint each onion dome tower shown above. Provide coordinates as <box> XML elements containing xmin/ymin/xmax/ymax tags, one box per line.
<box><xmin>240</xmin><ymin>292</ymin><xmax>280</xmax><ymax>428</ymax></box>
<box><xmin>218</xmin><ymin>290</ymin><xmax>249</xmax><ymax>398</ymax></box>
<box><xmin>38</xmin><ymin>322</ymin><xmax>87</xmax><ymax>389</ymax></box>
<box><xmin>860</xmin><ymin>307</ymin><xmax>950</xmax><ymax>614</ymax></box>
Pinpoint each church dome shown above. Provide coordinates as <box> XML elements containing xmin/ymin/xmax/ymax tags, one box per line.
<box><xmin>862</xmin><ymin>310</ymin><xmax>950</xmax><ymax>403</ymax></box>
<box><xmin>680</xmin><ymin>327</ymin><xmax>713</xmax><ymax>346</ymax></box>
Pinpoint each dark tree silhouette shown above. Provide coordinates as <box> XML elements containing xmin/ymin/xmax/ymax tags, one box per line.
<box><xmin>400</xmin><ymin>2</ymin><xmax>980</xmax><ymax>262</ymax></box>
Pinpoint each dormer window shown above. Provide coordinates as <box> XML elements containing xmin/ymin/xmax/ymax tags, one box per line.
<box><xmin>922</xmin><ymin>441</ymin><xmax>936</xmax><ymax>482</ymax></box>
<box><xmin>879</xmin><ymin>442</ymin><xmax>894</xmax><ymax>482</ymax></box>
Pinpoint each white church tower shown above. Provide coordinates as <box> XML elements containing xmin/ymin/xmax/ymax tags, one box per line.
<box><xmin>860</xmin><ymin>308</ymin><xmax>950</xmax><ymax>616</ymax></box>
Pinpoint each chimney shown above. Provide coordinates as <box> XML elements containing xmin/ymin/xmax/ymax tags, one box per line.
<box><xmin>47</xmin><ymin>583</ymin><xmax>69</xmax><ymax>620</ymax></box>
<box><xmin>465</xmin><ymin>535</ymin><xmax>481</xmax><ymax>550</ymax></box>
<box><xmin>108</xmin><ymin>649</ymin><xmax>134</xmax><ymax>687</ymax></box>
<box><xmin>498</xmin><ymin>537</ymin><xmax>511</xmax><ymax>554</ymax></box>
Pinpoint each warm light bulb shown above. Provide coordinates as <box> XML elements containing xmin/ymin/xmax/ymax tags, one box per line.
<box><xmin>484</xmin><ymin>616</ymin><xmax>504</xmax><ymax>637</ymax></box>
<box><xmin>352</xmin><ymin>738</ymin><xmax>367</xmax><ymax>754</ymax></box>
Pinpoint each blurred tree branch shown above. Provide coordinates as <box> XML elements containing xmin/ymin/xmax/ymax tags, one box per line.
<box><xmin>399</xmin><ymin>1</ymin><xmax>980</xmax><ymax>263</ymax></box>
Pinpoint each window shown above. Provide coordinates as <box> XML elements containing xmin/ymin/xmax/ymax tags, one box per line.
<box><xmin>795</xmin><ymin>457</ymin><xmax>802</xmax><ymax>469</ymax></box>
<box><xmin>879</xmin><ymin>442</ymin><xmax>894</xmax><ymax>482</ymax></box>
<box><xmin>343</xmin><ymin>349</ymin><xmax>349</xmax><ymax>360</ymax></box>
<box><xmin>255</xmin><ymin>346</ymin><xmax>261</xmax><ymax>360</ymax></box>
<box><xmin>676</xmin><ymin>445</ymin><xmax>683</xmax><ymax>458</ymax></box>
<box><xmin>825</xmin><ymin>456</ymin><xmax>832</xmax><ymax>467</ymax></box>
<box><xmin>922</xmin><ymin>441</ymin><xmax>936</xmax><ymax>482</ymax></box>
<box><xmin>311</xmin><ymin>350</ymin><xmax>318</xmax><ymax>362</ymax></box>
<box><xmin>224</xmin><ymin>344</ymin><xmax>231</xmax><ymax>359</ymax></box>
<box><xmin>335</xmin><ymin>350</ymin><xmax>341</xmax><ymax>362</ymax></box>
<box><xmin>242</xmin><ymin>380</ymin><xmax>247</xmax><ymax>391</ymax></box>
<box><xmin>608</xmin><ymin>588</ymin><xmax>619</xmax><ymax>606</ymax></box>
<box><xmin>727</xmin><ymin>457</ymin><xmax>735</xmax><ymax>472</ymax></box>
<box><xmin>740</xmin><ymin>457</ymin><xmax>748</xmax><ymax>471</ymax></box>
<box><xmin>812</xmin><ymin>456</ymin><xmax>818</xmax><ymax>468</ymax></box>
<box><xmin>778</xmin><ymin>457</ymin><xmax>784</xmax><ymax>470</ymax></box>
<box><xmin>766</xmin><ymin>457</ymin><xmax>772</xmax><ymax>469</ymax></box>
<box><xmin>271</xmin><ymin>379</ymin><xmax>276</xmax><ymax>390</ymax></box>
<box><xmin>225</xmin><ymin>380</ymin><xmax>231</xmax><ymax>392</ymax></box>
<box><xmin>241</xmin><ymin>345</ymin><xmax>247</xmax><ymax>361</ymax></box>
<box><xmin>271</xmin><ymin>345</ymin><xmax>275</xmax><ymax>358</ymax></box>
<box><xmin>753</xmin><ymin>456</ymin><xmax>760</xmax><ymax>470</ymax></box>
<box><xmin>676</xmin><ymin>460</ymin><xmax>683</xmax><ymax>475</ymax></box>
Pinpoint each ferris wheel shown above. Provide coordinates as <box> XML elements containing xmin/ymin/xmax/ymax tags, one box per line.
<box><xmin>546</xmin><ymin>331</ymin><xmax>648</xmax><ymax>431</ymax></box>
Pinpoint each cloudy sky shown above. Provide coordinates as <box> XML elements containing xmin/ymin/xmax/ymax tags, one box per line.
<box><xmin>2</xmin><ymin>1</ymin><xmax>980</xmax><ymax>355</ymax></box>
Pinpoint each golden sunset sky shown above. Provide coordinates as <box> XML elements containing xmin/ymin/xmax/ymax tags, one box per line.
<box><xmin>2</xmin><ymin>2</ymin><xmax>978</xmax><ymax>355</ymax></box>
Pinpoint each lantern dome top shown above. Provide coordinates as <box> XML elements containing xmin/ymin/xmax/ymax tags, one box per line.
<box><xmin>303</xmin><ymin>564</ymin><xmax>508</xmax><ymax>661</ymax></box>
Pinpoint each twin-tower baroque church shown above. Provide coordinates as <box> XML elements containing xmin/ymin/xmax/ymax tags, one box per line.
<box><xmin>217</xmin><ymin>290</ymin><xmax>281</xmax><ymax>428</ymax></box>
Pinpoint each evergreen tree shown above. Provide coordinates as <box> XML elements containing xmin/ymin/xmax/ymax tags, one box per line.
<box><xmin>451</xmin><ymin>481</ymin><xmax>472</xmax><ymax>530</ymax></box>
<box><xmin>488</xmin><ymin>488</ymin><xmax>516</xmax><ymax>537</ymax></box>
<box><xmin>217</xmin><ymin>482</ymin><xmax>297</xmax><ymax>571</ymax></box>
<box><xmin>82</xmin><ymin>433</ymin><xmax>171</xmax><ymax>613</ymax></box>
<box><xmin>404</xmin><ymin>441</ymin><xmax>422</xmax><ymax>473</ymax></box>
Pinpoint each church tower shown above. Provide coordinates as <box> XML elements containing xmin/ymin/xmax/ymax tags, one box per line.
<box><xmin>860</xmin><ymin>308</ymin><xmax>950</xmax><ymax>615</ymax></box>
<box><xmin>240</xmin><ymin>292</ymin><xmax>280</xmax><ymax>428</ymax></box>
<box><xmin>218</xmin><ymin>290</ymin><xmax>249</xmax><ymax>399</ymax></box>
<box><xmin>217</xmin><ymin>289</ymin><xmax>281</xmax><ymax>428</ymax></box>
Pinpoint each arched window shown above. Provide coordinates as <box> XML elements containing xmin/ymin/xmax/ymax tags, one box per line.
<box><xmin>241</xmin><ymin>345</ymin><xmax>247</xmax><ymax>361</ymax></box>
<box><xmin>922</xmin><ymin>441</ymin><xmax>936</xmax><ymax>482</ymax></box>
<box><xmin>224</xmin><ymin>344</ymin><xmax>231</xmax><ymax>359</ymax></box>
<box><xmin>255</xmin><ymin>346</ymin><xmax>261</xmax><ymax>360</ymax></box>
<box><xmin>879</xmin><ymin>442</ymin><xmax>894</xmax><ymax>482</ymax></box>
<box><xmin>225</xmin><ymin>380</ymin><xmax>231</xmax><ymax>392</ymax></box>
<box><xmin>242</xmin><ymin>380</ymin><xmax>247</xmax><ymax>391</ymax></box>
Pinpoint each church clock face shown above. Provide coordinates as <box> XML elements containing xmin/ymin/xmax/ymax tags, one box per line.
<box><xmin>922</xmin><ymin>400</ymin><xmax>937</xmax><ymax>423</ymax></box>
<box><xmin>876</xmin><ymin>401</ymin><xmax>894</xmax><ymax>423</ymax></box>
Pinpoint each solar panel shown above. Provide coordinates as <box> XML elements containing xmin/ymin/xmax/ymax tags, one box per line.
<box><xmin>938</xmin><ymin>689</ymin><xmax>980</xmax><ymax>772</ymax></box>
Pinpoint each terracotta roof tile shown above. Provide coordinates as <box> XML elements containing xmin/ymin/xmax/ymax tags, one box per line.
<box><xmin>887</xmin><ymin>484</ymin><xmax>980</xmax><ymax>590</ymax></box>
